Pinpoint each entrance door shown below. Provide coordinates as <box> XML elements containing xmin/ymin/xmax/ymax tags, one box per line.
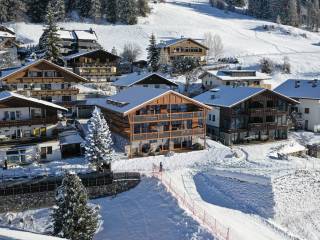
<box><xmin>305</xmin><ymin>120</ymin><xmax>309</xmax><ymax>130</ymax></box>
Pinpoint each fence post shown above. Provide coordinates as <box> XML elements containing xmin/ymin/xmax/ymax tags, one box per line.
<box><xmin>226</xmin><ymin>228</ymin><xmax>230</xmax><ymax>240</ymax></box>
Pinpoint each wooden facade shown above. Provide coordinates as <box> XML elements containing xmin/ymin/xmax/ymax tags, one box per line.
<box><xmin>159</xmin><ymin>38</ymin><xmax>208</xmax><ymax>66</ymax></box>
<box><xmin>208</xmin><ymin>91</ymin><xmax>297</xmax><ymax>145</ymax></box>
<box><xmin>65</xmin><ymin>50</ymin><xmax>120</xmax><ymax>82</ymax></box>
<box><xmin>0</xmin><ymin>59</ymin><xmax>87</xmax><ymax>107</ymax></box>
<box><xmin>101</xmin><ymin>91</ymin><xmax>210</xmax><ymax>157</ymax></box>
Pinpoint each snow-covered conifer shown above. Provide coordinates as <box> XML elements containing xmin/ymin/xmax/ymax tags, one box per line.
<box><xmin>118</xmin><ymin>0</ymin><xmax>138</xmax><ymax>25</ymax></box>
<box><xmin>52</xmin><ymin>172</ymin><xmax>98</xmax><ymax>240</ymax></box>
<box><xmin>41</xmin><ymin>4</ymin><xmax>61</xmax><ymax>62</ymax></box>
<box><xmin>137</xmin><ymin>0</ymin><xmax>150</xmax><ymax>17</ymax></box>
<box><xmin>89</xmin><ymin>0</ymin><xmax>102</xmax><ymax>23</ymax></box>
<box><xmin>111</xmin><ymin>46</ymin><xmax>118</xmax><ymax>56</ymax></box>
<box><xmin>147</xmin><ymin>33</ymin><xmax>160</xmax><ymax>71</ymax></box>
<box><xmin>105</xmin><ymin>0</ymin><xmax>118</xmax><ymax>23</ymax></box>
<box><xmin>84</xmin><ymin>107</ymin><xmax>114</xmax><ymax>170</ymax></box>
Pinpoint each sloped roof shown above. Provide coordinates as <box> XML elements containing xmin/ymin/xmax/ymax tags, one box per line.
<box><xmin>113</xmin><ymin>72</ymin><xmax>178</xmax><ymax>87</ymax></box>
<box><xmin>274</xmin><ymin>79</ymin><xmax>320</xmax><ymax>100</ymax></box>
<box><xmin>59</xmin><ymin>130</ymin><xmax>84</xmax><ymax>145</ymax></box>
<box><xmin>57</xmin><ymin>29</ymin><xmax>75</xmax><ymax>40</ymax></box>
<box><xmin>0</xmin><ymin>91</ymin><xmax>68</xmax><ymax>111</ymax></box>
<box><xmin>157</xmin><ymin>38</ymin><xmax>208</xmax><ymax>49</ymax></box>
<box><xmin>193</xmin><ymin>86</ymin><xmax>298</xmax><ymax>108</ymax></box>
<box><xmin>74</xmin><ymin>30</ymin><xmax>98</xmax><ymax>41</ymax></box>
<box><xmin>0</xmin><ymin>59</ymin><xmax>88</xmax><ymax>82</ymax></box>
<box><xmin>86</xmin><ymin>87</ymin><xmax>210</xmax><ymax>115</ymax></box>
<box><xmin>63</xmin><ymin>49</ymin><xmax>120</xmax><ymax>61</ymax></box>
<box><xmin>200</xmin><ymin>70</ymin><xmax>271</xmax><ymax>81</ymax></box>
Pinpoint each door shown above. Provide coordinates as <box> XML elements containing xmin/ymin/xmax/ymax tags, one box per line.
<box><xmin>40</xmin><ymin>147</ymin><xmax>47</xmax><ymax>160</ymax></box>
<box><xmin>305</xmin><ymin>120</ymin><xmax>309</xmax><ymax>130</ymax></box>
<box><xmin>10</xmin><ymin>112</ymin><xmax>16</xmax><ymax>120</ymax></box>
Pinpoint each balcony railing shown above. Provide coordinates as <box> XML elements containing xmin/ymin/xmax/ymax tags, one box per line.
<box><xmin>0</xmin><ymin>116</ymin><xmax>58</xmax><ymax>127</ymax></box>
<box><xmin>11</xmin><ymin>77</ymin><xmax>65</xmax><ymax>84</ymax></box>
<box><xmin>30</xmin><ymin>88</ymin><xmax>79</xmax><ymax>97</ymax></box>
<box><xmin>0</xmin><ymin>136</ymin><xmax>57</xmax><ymax>146</ymax></box>
<box><xmin>132</xmin><ymin>128</ymin><xmax>205</xmax><ymax>141</ymax></box>
<box><xmin>133</xmin><ymin>111</ymin><xmax>204</xmax><ymax>123</ymax></box>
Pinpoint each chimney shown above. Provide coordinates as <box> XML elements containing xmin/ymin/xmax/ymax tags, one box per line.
<box><xmin>295</xmin><ymin>80</ymin><xmax>300</xmax><ymax>88</ymax></box>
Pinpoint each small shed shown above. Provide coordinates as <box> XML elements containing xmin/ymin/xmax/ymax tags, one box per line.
<box><xmin>59</xmin><ymin>130</ymin><xmax>85</xmax><ymax>159</ymax></box>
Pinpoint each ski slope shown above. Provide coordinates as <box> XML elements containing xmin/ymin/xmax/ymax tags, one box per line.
<box><xmin>12</xmin><ymin>0</ymin><xmax>320</xmax><ymax>87</ymax></box>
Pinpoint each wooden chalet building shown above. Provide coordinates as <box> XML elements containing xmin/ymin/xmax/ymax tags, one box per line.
<box><xmin>92</xmin><ymin>87</ymin><xmax>211</xmax><ymax>157</ymax></box>
<box><xmin>64</xmin><ymin>49</ymin><xmax>121</xmax><ymax>82</ymax></box>
<box><xmin>0</xmin><ymin>91</ymin><xmax>67</xmax><ymax>164</ymax></box>
<box><xmin>0</xmin><ymin>59</ymin><xmax>88</xmax><ymax>113</ymax></box>
<box><xmin>200</xmin><ymin>70</ymin><xmax>272</xmax><ymax>90</ymax></box>
<box><xmin>112</xmin><ymin>72</ymin><xmax>178</xmax><ymax>92</ymax></box>
<box><xmin>157</xmin><ymin>38</ymin><xmax>208</xmax><ymax>66</ymax></box>
<box><xmin>194</xmin><ymin>86</ymin><xmax>299</xmax><ymax>145</ymax></box>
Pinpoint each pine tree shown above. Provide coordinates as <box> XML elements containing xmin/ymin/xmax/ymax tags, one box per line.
<box><xmin>84</xmin><ymin>107</ymin><xmax>114</xmax><ymax>170</ymax></box>
<box><xmin>27</xmin><ymin>0</ymin><xmax>50</xmax><ymax>23</ymax></box>
<box><xmin>147</xmin><ymin>33</ymin><xmax>160</xmax><ymax>72</ymax></box>
<box><xmin>7</xmin><ymin>0</ymin><xmax>26</xmax><ymax>22</ymax></box>
<box><xmin>89</xmin><ymin>0</ymin><xmax>102</xmax><ymax>22</ymax></box>
<box><xmin>42</xmin><ymin>4</ymin><xmax>61</xmax><ymax>62</ymax></box>
<box><xmin>105</xmin><ymin>0</ymin><xmax>118</xmax><ymax>23</ymax></box>
<box><xmin>77</xmin><ymin>0</ymin><xmax>91</xmax><ymax>18</ymax></box>
<box><xmin>137</xmin><ymin>0</ymin><xmax>150</xmax><ymax>17</ymax></box>
<box><xmin>118</xmin><ymin>0</ymin><xmax>138</xmax><ymax>25</ymax></box>
<box><xmin>111</xmin><ymin>46</ymin><xmax>118</xmax><ymax>56</ymax></box>
<box><xmin>45</xmin><ymin>0</ymin><xmax>66</xmax><ymax>22</ymax></box>
<box><xmin>52</xmin><ymin>172</ymin><xmax>98</xmax><ymax>240</ymax></box>
<box><xmin>288</xmin><ymin>0</ymin><xmax>299</xmax><ymax>26</ymax></box>
<box><xmin>0</xmin><ymin>0</ymin><xmax>9</xmax><ymax>23</ymax></box>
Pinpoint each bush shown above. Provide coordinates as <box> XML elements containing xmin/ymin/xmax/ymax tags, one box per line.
<box><xmin>192</xmin><ymin>143</ymin><xmax>204</xmax><ymax>150</ymax></box>
<box><xmin>260</xmin><ymin>57</ymin><xmax>274</xmax><ymax>74</ymax></box>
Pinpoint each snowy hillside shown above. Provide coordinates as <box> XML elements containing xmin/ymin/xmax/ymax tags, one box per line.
<box><xmin>10</xmin><ymin>0</ymin><xmax>320</xmax><ymax>87</ymax></box>
<box><xmin>0</xmin><ymin>228</ymin><xmax>65</xmax><ymax>240</ymax></box>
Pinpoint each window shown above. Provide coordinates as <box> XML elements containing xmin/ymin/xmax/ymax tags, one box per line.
<box><xmin>143</xmin><ymin>85</ymin><xmax>148</xmax><ymax>88</ymax></box>
<box><xmin>209</xmin><ymin>114</ymin><xmax>211</xmax><ymax>121</ymax></box>
<box><xmin>62</xmin><ymin>96</ymin><xmax>72</xmax><ymax>102</ymax></box>
<box><xmin>305</xmin><ymin>108</ymin><xmax>310</xmax><ymax>114</ymax></box>
<box><xmin>40</xmin><ymin>84</ymin><xmax>51</xmax><ymax>90</ymax></box>
<box><xmin>47</xmin><ymin>146</ymin><xmax>53</xmax><ymax>154</ymax></box>
<box><xmin>212</xmin><ymin>115</ymin><xmax>216</xmax><ymax>122</ymax></box>
<box><xmin>155</xmin><ymin>84</ymin><xmax>160</xmax><ymax>88</ymax></box>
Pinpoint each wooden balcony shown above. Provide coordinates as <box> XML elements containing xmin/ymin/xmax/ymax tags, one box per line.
<box><xmin>132</xmin><ymin>111</ymin><xmax>204</xmax><ymax>123</ymax></box>
<box><xmin>0</xmin><ymin>116</ymin><xmax>58</xmax><ymax>127</ymax></box>
<box><xmin>11</xmin><ymin>77</ymin><xmax>65</xmax><ymax>84</ymax></box>
<box><xmin>30</xmin><ymin>88</ymin><xmax>79</xmax><ymax>97</ymax></box>
<box><xmin>132</xmin><ymin>128</ymin><xmax>205</xmax><ymax>141</ymax></box>
<box><xmin>0</xmin><ymin>136</ymin><xmax>57</xmax><ymax>147</ymax></box>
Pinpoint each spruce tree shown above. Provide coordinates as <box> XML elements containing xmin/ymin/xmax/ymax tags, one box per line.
<box><xmin>118</xmin><ymin>0</ymin><xmax>138</xmax><ymax>25</ymax></box>
<box><xmin>288</xmin><ymin>0</ymin><xmax>299</xmax><ymax>26</ymax></box>
<box><xmin>105</xmin><ymin>0</ymin><xmax>118</xmax><ymax>23</ymax></box>
<box><xmin>27</xmin><ymin>0</ymin><xmax>50</xmax><ymax>23</ymax></box>
<box><xmin>52</xmin><ymin>172</ymin><xmax>98</xmax><ymax>240</ymax></box>
<box><xmin>84</xmin><ymin>107</ymin><xmax>114</xmax><ymax>170</ymax></box>
<box><xmin>147</xmin><ymin>33</ymin><xmax>160</xmax><ymax>72</ymax></box>
<box><xmin>0</xmin><ymin>0</ymin><xmax>8</xmax><ymax>23</ymax></box>
<box><xmin>89</xmin><ymin>0</ymin><xmax>102</xmax><ymax>22</ymax></box>
<box><xmin>137</xmin><ymin>0</ymin><xmax>150</xmax><ymax>17</ymax></box>
<box><xmin>77</xmin><ymin>0</ymin><xmax>91</xmax><ymax>18</ymax></box>
<box><xmin>42</xmin><ymin>4</ymin><xmax>61</xmax><ymax>62</ymax></box>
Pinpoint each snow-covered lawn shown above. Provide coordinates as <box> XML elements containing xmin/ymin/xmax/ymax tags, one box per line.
<box><xmin>11</xmin><ymin>0</ymin><xmax>320</xmax><ymax>88</ymax></box>
<box><xmin>0</xmin><ymin>178</ymin><xmax>213</xmax><ymax>240</ymax></box>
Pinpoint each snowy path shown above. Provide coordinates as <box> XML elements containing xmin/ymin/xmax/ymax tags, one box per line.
<box><xmin>161</xmin><ymin>170</ymin><xmax>292</xmax><ymax>240</ymax></box>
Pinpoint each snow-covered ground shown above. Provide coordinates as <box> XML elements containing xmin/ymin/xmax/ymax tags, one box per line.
<box><xmin>0</xmin><ymin>178</ymin><xmax>213</xmax><ymax>240</ymax></box>
<box><xmin>10</xmin><ymin>0</ymin><xmax>320</xmax><ymax>88</ymax></box>
<box><xmin>0</xmin><ymin>228</ymin><xmax>66</xmax><ymax>240</ymax></box>
<box><xmin>2</xmin><ymin>132</ymin><xmax>320</xmax><ymax>240</ymax></box>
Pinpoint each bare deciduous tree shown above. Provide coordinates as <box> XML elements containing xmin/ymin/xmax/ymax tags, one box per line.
<box><xmin>203</xmin><ymin>32</ymin><xmax>224</xmax><ymax>61</ymax></box>
<box><xmin>121</xmin><ymin>42</ymin><xmax>142</xmax><ymax>62</ymax></box>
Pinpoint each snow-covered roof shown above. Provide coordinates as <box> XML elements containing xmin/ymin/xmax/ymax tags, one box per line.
<box><xmin>157</xmin><ymin>38</ymin><xmax>208</xmax><ymax>49</ymax></box>
<box><xmin>74</xmin><ymin>30</ymin><xmax>98</xmax><ymax>41</ymax></box>
<box><xmin>193</xmin><ymin>86</ymin><xmax>298</xmax><ymax>108</ymax></box>
<box><xmin>200</xmin><ymin>70</ymin><xmax>271</xmax><ymax>81</ymax></box>
<box><xmin>0</xmin><ymin>91</ymin><xmax>68</xmax><ymax>111</ymax></box>
<box><xmin>0</xmin><ymin>31</ymin><xmax>15</xmax><ymax>39</ymax></box>
<box><xmin>57</xmin><ymin>29</ymin><xmax>76</xmax><ymax>40</ymax></box>
<box><xmin>0</xmin><ymin>59</ymin><xmax>88</xmax><ymax>82</ymax></box>
<box><xmin>0</xmin><ymin>228</ymin><xmax>66</xmax><ymax>240</ymax></box>
<box><xmin>85</xmin><ymin>87</ymin><xmax>210</xmax><ymax>115</ymax></box>
<box><xmin>59</xmin><ymin>131</ymin><xmax>84</xmax><ymax>146</ymax></box>
<box><xmin>274</xmin><ymin>79</ymin><xmax>320</xmax><ymax>100</ymax></box>
<box><xmin>63</xmin><ymin>49</ymin><xmax>120</xmax><ymax>61</ymax></box>
<box><xmin>113</xmin><ymin>72</ymin><xmax>178</xmax><ymax>87</ymax></box>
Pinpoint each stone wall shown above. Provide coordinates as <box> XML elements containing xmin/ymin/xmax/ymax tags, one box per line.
<box><xmin>0</xmin><ymin>179</ymin><xmax>140</xmax><ymax>213</ymax></box>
